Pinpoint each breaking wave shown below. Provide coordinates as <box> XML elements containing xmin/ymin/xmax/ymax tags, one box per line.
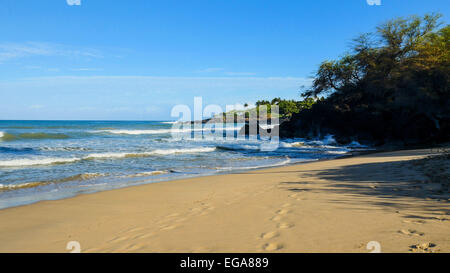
<box><xmin>0</xmin><ymin>147</ymin><xmax>217</xmax><ymax>167</ymax></box>
<box><xmin>124</xmin><ymin>170</ymin><xmax>169</xmax><ymax>178</ymax></box>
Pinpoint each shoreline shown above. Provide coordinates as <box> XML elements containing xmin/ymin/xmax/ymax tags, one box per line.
<box><xmin>0</xmin><ymin>148</ymin><xmax>448</xmax><ymax>252</ymax></box>
<box><xmin>0</xmin><ymin>147</ymin><xmax>360</xmax><ymax>210</ymax></box>
<box><xmin>0</xmin><ymin>156</ymin><xmax>320</xmax><ymax>210</ymax></box>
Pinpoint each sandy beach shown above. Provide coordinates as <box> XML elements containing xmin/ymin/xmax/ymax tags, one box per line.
<box><xmin>0</xmin><ymin>148</ymin><xmax>449</xmax><ymax>253</ymax></box>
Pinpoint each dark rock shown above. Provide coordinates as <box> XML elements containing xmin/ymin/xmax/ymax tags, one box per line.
<box><xmin>279</xmin><ymin>102</ymin><xmax>450</xmax><ymax>147</ymax></box>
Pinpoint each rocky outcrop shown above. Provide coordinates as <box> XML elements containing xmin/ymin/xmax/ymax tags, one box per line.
<box><xmin>279</xmin><ymin>104</ymin><xmax>450</xmax><ymax>146</ymax></box>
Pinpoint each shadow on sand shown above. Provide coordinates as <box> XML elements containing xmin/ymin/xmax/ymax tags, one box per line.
<box><xmin>274</xmin><ymin>157</ymin><xmax>450</xmax><ymax>217</ymax></box>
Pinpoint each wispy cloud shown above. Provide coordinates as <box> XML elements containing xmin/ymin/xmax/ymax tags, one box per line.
<box><xmin>224</xmin><ymin>72</ymin><xmax>257</xmax><ymax>76</ymax></box>
<box><xmin>0</xmin><ymin>42</ymin><xmax>103</xmax><ymax>63</ymax></box>
<box><xmin>195</xmin><ymin>67</ymin><xmax>224</xmax><ymax>73</ymax></box>
<box><xmin>70</xmin><ymin>68</ymin><xmax>104</xmax><ymax>72</ymax></box>
<box><xmin>196</xmin><ymin>67</ymin><xmax>256</xmax><ymax>76</ymax></box>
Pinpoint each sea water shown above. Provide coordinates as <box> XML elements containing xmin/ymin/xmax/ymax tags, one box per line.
<box><xmin>0</xmin><ymin>120</ymin><xmax>366</xmax><ymax>209</ymax></box>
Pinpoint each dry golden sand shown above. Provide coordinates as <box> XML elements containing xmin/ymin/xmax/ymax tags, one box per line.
<box><xmin>0</xmin><ymin>148</ymin><xmax>449</xmax><ymax>253</ymax></box>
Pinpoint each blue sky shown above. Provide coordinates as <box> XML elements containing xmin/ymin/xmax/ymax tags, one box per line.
<box><xmin>0</xmin><ymin>0</ymin><xmax>448</xmax><ymax>120</ymax></box>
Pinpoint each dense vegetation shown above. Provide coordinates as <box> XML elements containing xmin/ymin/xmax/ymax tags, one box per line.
<box><xmin>255</xmin><ymin>98</ymin><xmax>316</xmax><ymax>118</ymax></box>
<box><xmin>280</xmin><ymin>13</ymin><xmax>450</xmax><ymax>146</ymax></box>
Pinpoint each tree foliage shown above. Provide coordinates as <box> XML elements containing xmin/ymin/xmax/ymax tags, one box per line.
<box><xmin>255</xmin><ymin>97</ymin><xmax>317</xmax><ymax>118</ymax></box>
<box><xmin>283</xmin><ymin>13</ymin><xmax>449</xmax><ymax>145</ymax></box>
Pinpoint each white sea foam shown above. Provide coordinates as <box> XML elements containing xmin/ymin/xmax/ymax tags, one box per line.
<box><xmin>0</xmin><ymin>147</ymin><xmax>216</xmax><ymax>167</ymax></box>
<box><xmin>326</xmin><ymin>150</ymin><xmax>349</xmax><ymax>155</ymax></box>
<box><xmin>280</xmin><ymin>141</ymin><xmax>305</xmax><ymax>148</ymax></box>
<box><xmin>0</xmin><ymin>182</ymin><xmax>44</xmax><ymax>190</ymax></box>
<box><xmin>86</xmin><ymin>147</ymin><xmax>216</xmax><ymax>158</ymax></box>
<box><xmin>322</xmin><ymin>135</ymin><xmax>337</xmax><ymax>145</ymax></box>
<box><xmin>259</xmin><ymin>124</ymin><xmax>279</xmax><ymax>130</ymax></box>
<box><xmin>308</xmin><ymin>135</ymin><xmax>337</xmax><ymax>146</ymax></box>
<box><xmin>84</xmin><ymin>152</ymin><xmax>134</xmax><ymax>159</ymax></box>
<box><xmin>149</xmin><ymin>147</ymin><xmax>216</xmax><ymax>155</ymax></box>
<box><xmin>97</xmin><ymin>128</ymin><xmax>197</xmax><ymax>135</ymax></box>
<box><xmin>161</xmin><ymin>121</ymin><xmax>178</xmax><ymax>124</ymax></box>
<box><xmin>125</xmin><ymin>170</ymin><xmax>168</xmax><ymax>178</ymax></box>
<box><xmin>0</xmin><ymin>131</ymin><xmax>4</xmax><ymax>138</ymax></box>
<box><xmin>0</xmin><ymin>157</ymin><xmax>81</xmax><ymax>167</ymax></box>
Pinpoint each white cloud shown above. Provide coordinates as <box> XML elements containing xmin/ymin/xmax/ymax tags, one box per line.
<box><xmin>224</xmin><ymin>72</ymin><xmax>257</xmax><ymax>76</ymax></box>
<box><xmin>196</xmin><ymin>67</ymin><xmax>257</xmax><ymax>76</ymax></box>
<box><xmin>195</xmin><ymin>67</ymin><xmax>224</xmax><ymax>73</ymax></box>
<box><xmin>70</xmin><ymin>68</ymin><xmax>103</xmax><ymax>71</ymax></box>
<box><xmin>66</xmin><ymin>0</ymin><xmax>81</xmax><ymax>6</ymax></box>
<box><xmin>0</xmin><ymin>42</ymin><xmax>102</xmax><ymax>63</ymax></box>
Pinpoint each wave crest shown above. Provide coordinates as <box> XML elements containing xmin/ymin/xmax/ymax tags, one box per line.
<box><xmin>0</xmin><ymin>147</ymin><xmax>216</xmax><ymax>167</ymax></box>
<box><xmin>0</xmin><ymin>173</ymin><xmax>106</xmax><ymax>191</ymax></box>
<box><xmin>0</xmin><ymin>181</ymin><xmax>46</xmax><ymax>191</ymax></box>
<box><xmin>0</xmin><ymin>157</ymin><xmax>81</xmax><ymax>167</ymax></box>
<box><xmin>125</xmin><ymin>170</ymin><xmax>168</xmax><ymax>178</ymax></box>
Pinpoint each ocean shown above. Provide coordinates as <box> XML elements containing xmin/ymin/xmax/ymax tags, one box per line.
<box><xmin>0</xmin><ymin>120</ymin><xmax>366</xmax><ymax>209</ymax></box>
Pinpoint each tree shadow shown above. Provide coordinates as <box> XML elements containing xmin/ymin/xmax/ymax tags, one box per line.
<box><xmin>278</xmin><ymin>158</ymin><xmax>450</xmax><ymax>216</ymax></box>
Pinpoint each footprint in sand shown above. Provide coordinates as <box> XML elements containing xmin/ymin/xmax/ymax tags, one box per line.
<box><xmin>200</xmin><ymin>206</ymin><xmax>215</xmax><ymax>216</ymax></box>
<box><xmin>130</xmin><ymin>229</ymin><xmax>156</xmax><ymax>240</ymax></box>
<box><xmin>160</xmin><ymin>224</ymin><xmax>179</xmax><ymax>231</ymax></box>
<box><xmin>277</xmin><ymin>222</ymin><xmax>294</xmax><ymax>229</ymax></box>
<box><xmin>174</xmin><ymin>217</ymin><xmax>188</xmax><ymax>223</ymax></box>
<box><xmin>190</xmin><ymin>207</ymin><xmax>203</xmax><ymax>213</ymax></box>
<box><xmin>398</xmin><ymin>229</ymin><xmax>425</xmax><ymax>236</ymax></box>
<box><xmin>276</xmin><ymin>209</ymin><xmax>291</xmax><ymax>215</ymax></box>
<box><xmin>108</xmin><ymin>236</ymin><xmax>129</xmax><ymax>243</ymax></box>
<box><xmin>118</xmin><ymin>243</ymin><xmax>146</xmax><ymax>252</ymax></box>
<box><xmin>125</xmin><ymin>226</ymin><xmax>146</xmax><ymax>233</ymax></box>
<box><xmin>262</xmin><ymin>242</ymin><xmax>283</xmax><ymax>251</ymax></box>
<box><xmin>138</xmin><ymin>232</ymin><xmax>155</xmax><ymax>239</ymax></box>
<box><xmin>288</xmin><ymin>193</ymin><xmax>303</xmax><ymax>201</ymax></box>
<box><xmin>260</xmin><ymin>231</ymin><xmax>280</xmax><ymax>239</ymax></box>
<box><xmin>189</xmin><ymin>203</ymin><xmax>215</xmax><ymax>216</ymax></box>
<box><xmin>409</xmin><ymin>242</ymin><xmax>438</xmax><ymax>253</ymax></box>
<box><xmin>271</xmin><ymin>215</ymin><xmax>282</xmax><ymax>222</ymax></box>
<box><xmin>165</xmin><ymin>213</ymin><xmax>180</xmax><ymax>218</ymax></box>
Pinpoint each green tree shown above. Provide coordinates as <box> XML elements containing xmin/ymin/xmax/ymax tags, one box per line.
<box><xmin>291</xmin><ymin>13</ymin><xmax>449</xmax><ymax>144</ymax></box>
